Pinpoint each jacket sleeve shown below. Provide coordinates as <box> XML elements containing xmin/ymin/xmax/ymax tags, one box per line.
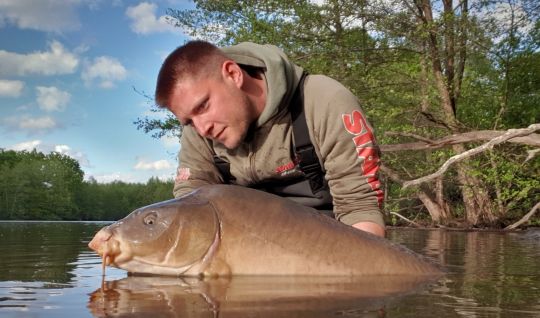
<box><xmin>304</xmin><ymin>75</ymin><xmax>385</xmax><ymax>227</ymax></box>
<box><xmin>173</xmin><ymin>126</ymin><xmax>223</xmax><ymax>198</ymax></box>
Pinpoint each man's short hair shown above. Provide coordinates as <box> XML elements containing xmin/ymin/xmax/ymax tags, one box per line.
<box><xmin>155</xmin><ymin>40</ymin><xmax>228</xmax><ymax>109</ymax></box>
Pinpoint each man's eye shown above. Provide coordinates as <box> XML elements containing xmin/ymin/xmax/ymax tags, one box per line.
<box><xmin>196</xmin><ymin>101</ymin><xmax>209</xmax><ymax>113</ymax></box>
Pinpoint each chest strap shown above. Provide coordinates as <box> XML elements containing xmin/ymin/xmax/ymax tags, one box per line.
<box><xmin>289</xmin><ymin>72</ymin><xmax>325</xmax><ymax>194</ymax></box>
<box><xmin>213</xmin><ymin>154</ymin><xmax>235</xmax><ymax>183</ymax></box>
<box><xmin>213</xmin><ymin>72</ymin><xmax>325</xmax><ymax>194</ymax></box>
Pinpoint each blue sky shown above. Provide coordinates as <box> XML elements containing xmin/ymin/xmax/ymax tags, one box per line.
<box><xmin>0</xmin><ymin>0</ymin><xmax>194</xmax><ymax>183</ymax></box>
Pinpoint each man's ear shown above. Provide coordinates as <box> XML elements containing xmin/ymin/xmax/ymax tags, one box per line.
<box><xmin>221</xmin><ymin>60</ymin><xmax>243</xmax><ymax>88</ymax></box>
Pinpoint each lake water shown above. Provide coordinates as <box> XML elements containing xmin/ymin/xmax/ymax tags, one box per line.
<box><xmin>0</xmin><ymin>221</ymin><xmax>539</xmax><ymax>317</ymax></box>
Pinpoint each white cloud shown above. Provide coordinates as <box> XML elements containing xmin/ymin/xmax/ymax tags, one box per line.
<box><xmin>52</xmin><ymin>144</ymin><xmax>91</xmax><ymax>167</ymax></box>
<box><xmin>161</xmin><ymin>134</ymin><xmax>180</xmax><ymax>148</ymax></box>
<box><xmin>7</xmin><ymin>140</ymin><xmax>91</xmax><ymax>167</ymax></box>
<box><xmin>36</xmin><ymin>86</ymin><xmax>71</xmax><ymax>112</ymax></box>
<box><xmin>19</xmin><ymin>116</ymin><xmax>58</xmax><ymax>131</ymax></box>
<box><xmin>82</xmin><ymin>56</ymin><xmax>127</xmax><ymax>88</ymax></box>
<box><xmin>126</xmin><ymin>2</ymin><xmax>177</xmax><ymax>35</ymax></box>
<box><xmin>134</xmin><ymin>158</ymin><xmax>173</xmax><ymax>171</ymax></box>
<box><xmin>87</xmin><ymin>171</ymin><xmax>174</xmax><ymax>183</ymax></box>
<box><xmin>0</xmin><ymin>79</ymin><xmax>24</xmax><ymax>97</ymax></box>
<box><xmin>0</xmin><ymin>0</ymin><xmax>81</xmax><ymax>32</ymax></box>
<box><xmin>2</xmin><ymin>115</ymin><xmax>59</xmax><ymax>134</ymax></box>
<box><xmin>0</xmin><ymin>41</ymin><xmax>79</xmax><ymax>77</ymax></box>
<box><xmin>88</xmin><ymin>172</ymin><xmax>144</xmax><ymax>183</ymax></box>
<box><xmin>8</xmin><ymin>139</ymin><xmax>42</xmax><ymax>151</ymax></box>
<box><xmin>54</xmin><ymin>144</ymin><xmax>71</xmax><ymax>153</ymax></box>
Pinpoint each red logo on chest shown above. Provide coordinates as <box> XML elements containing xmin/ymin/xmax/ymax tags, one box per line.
<box><xmin>275</xmin><ymin>157</ymin><xmax>299</xmax><ymax>176</ymax></box>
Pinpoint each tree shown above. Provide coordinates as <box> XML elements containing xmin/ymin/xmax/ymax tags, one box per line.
<box><xmin>0</xmin><ymin>150</ymin><xmax>84</xmax><ymax>220</ymax></box>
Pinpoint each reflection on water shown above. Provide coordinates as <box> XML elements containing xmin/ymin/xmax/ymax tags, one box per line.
<box><xmin>0</xmin><ymin>222</ymin><xmax>539</xmax><ymax>317</ymax></box>
<box><xmin>0</xmin><ymin>221</ymin><xmax>91</xmax><ymax>283</ymax></box>
<box><xmin>0</xmin><ymin>221</ymin><xmax>125</xmax><ymax>317</ymax></box>
<box><xmin>88</xmin><ymin>275</ymin><xmax>436</xmax><ymax>318</ymax></box>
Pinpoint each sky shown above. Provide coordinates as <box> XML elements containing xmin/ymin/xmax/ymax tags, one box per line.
<box><xmin>0</xmin><ymin>0</ymin><xmax>194</xmax><ymax>183</ymax></box>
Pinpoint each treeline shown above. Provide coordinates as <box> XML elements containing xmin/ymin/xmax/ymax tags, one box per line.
<box><xmin>0</xmin><ymin>149</ymin><xmax>174</xmax><ymax>221</ymax></box>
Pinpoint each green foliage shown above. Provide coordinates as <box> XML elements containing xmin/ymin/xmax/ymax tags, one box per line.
<box><xmin>132</xmin><ymin>87</ymin><xmax>182</xmax><ymax>139</ymax></box>
<box><xmin>0</xmin><ymin>149</ymin><xmax>83</xmax><ymax>220</ymax></box>
<box><xmin>0</xmin><ymin>149</ymin><xmax>174</xmax><ymax>221</ymax></box>
<box><xmin>78</xmin><ymin>177</ymin><xmax>175</xmax><ymax>221</ymax></box>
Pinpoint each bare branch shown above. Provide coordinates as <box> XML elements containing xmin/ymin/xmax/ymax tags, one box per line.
<box><xmin>384</xmin><ymin>131</ymin><xmax>435</xmax><ymax>143</ymax></box>
<box><xmin>389</xmin><ymin>211</ymin><xmax>422</xmax><ymax>227</ymax></box>
<box><xmin>381</xmin><ymin>128</ymin><xmax>540</xmax><ymax>152</ymax></box>
<box><xmin>505</xmin><ymin>202</ymin><xmax>540</xmax><ymax>230</ymax></box>
<box><xmin>525</xmin><ymin>149</ymin><xmax>540</xmax><ymax>163</ymax></box>
<box><xmin>402</xmin><ymin>124</ymin><xmax>540</xmax><ymax>188</ymax></box>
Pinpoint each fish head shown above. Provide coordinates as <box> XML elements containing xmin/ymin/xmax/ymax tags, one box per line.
<box><xmin>89</xmin><ymin>192</ymin><xmax>220</xmax><ymax>275</ymax></box>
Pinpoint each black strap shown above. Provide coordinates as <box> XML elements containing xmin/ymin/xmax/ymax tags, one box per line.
<box><xmin>290</xmin><ymin>72</ymin><xmax>325</xmax><ymax>194</ymax></box>
<box><xmin>213</xmin><ymin>154</ymin><xmax>235</xmax><ymax>183</ymax></box>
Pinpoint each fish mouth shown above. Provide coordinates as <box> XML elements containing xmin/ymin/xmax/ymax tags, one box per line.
<box><xmin>88</xmin><ymin>228</ymin><xmax>126</xmax><ymax>271</ymax></box>
<box><xmin>88</xmin><ymin>228</ymin><xmax>221</xmax><ymax>276</ymax></box>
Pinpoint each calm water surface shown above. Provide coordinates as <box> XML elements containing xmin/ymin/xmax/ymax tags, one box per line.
<box><xmin>0</xmin><ymin>221</ymin><xmax>538</xmax><ymax>317</ymax></box>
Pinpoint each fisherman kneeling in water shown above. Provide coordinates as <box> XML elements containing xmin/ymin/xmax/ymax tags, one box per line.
<box><xmin>155</xmin><ymin>41</ymin><xmax>385</xmax><ymax>238</ymax></box>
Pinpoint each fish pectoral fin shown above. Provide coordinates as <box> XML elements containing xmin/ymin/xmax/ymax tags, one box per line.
<box><xmin>202</xmin><ymin>257</ymin><xmax>231</xmax><ymax>278</ymax></box>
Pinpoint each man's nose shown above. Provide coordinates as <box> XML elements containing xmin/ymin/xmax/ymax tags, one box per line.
<box><xmin>193</xmin><ymin>117</ymin><xmax>212</xmax><ymax>138</ymax></box>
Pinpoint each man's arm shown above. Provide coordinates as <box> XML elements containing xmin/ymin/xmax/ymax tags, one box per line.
<box><xmin>352</xmin><ymin>221</ymin><xmax>386</xmax><ymax>237</ymax></box>
<box><xmin>303</xmin><ymin>75</ymin><xmax>385</xmax><ymax>234</ymax></box>
<box><xmin>173</xmin><ymin>126</ymin><xmax>223</xmax><ymax>197</ymax></box>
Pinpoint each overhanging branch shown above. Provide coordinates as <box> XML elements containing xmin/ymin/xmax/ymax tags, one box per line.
<box><xmin>381</xmin><ymin>128</ymin><xmax>540</xmax><ymax>152</ymax></box>
<box><xmin>401</xmin><ymin>123</ymin><xmax>540</xmax><ymax>188</ymax></box>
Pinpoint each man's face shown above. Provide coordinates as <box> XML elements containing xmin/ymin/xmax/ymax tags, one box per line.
<box><xmin>168</xmin><ymin>66</ymin><xmax>256</xmax><ymax>149</ymax></box>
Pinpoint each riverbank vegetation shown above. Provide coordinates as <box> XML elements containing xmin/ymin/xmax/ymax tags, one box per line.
<box><xmin>136</xmin><ymin>0</ymin><xmax>539</xmax><ymax>228</ymax></box>
<box><xmin>0</xmin><ymin>149</ymin><xmax>174</xmax><ymax>221</ymax></box>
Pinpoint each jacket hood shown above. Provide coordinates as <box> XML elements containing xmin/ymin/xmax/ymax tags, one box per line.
<box><xmin>222</xmin><ymin>42</ymin><xmax>304</xmax><ymax>127</ymax></box>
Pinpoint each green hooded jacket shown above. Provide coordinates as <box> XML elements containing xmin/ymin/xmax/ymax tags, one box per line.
<box><xmin>173</xmin><ymin>42</ymin><xmax>384</xmax><ymax>227</ymax></box>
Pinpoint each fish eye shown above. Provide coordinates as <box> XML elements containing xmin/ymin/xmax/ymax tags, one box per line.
<box><xmin>143</xmin><ymin>212</ymin><xmax>158</xmax><ymax>226</ymax></box>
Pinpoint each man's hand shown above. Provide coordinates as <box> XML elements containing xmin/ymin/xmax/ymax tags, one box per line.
<box><xmin>352</xmin><ymin>221</ymin><xmax>386</xmax><ymax>238</ymax></box>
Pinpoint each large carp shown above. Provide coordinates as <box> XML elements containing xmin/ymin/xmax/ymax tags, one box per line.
<box><xmin>88</xmin><ymin>185</ymin><xmax>442</xmax><ymax>276</ymax></box>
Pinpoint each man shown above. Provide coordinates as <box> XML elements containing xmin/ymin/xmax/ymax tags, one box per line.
<box><xmin>155</xmin><ymin>41</ymin><xmax>385</xmax><ymax>237</ymax></box>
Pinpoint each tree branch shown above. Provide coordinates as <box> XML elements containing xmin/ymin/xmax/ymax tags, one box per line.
<box><xmin>402</xmin><ymin>124</ymin><xmax>540</xmax><ymax>188</ymax></box>
<box><xmin>384</xmin><ymin>131</ymin><xmax>435</xmax><ymax>143</ymax></box>
<box><xmin>505</xmin><ymin>202</ymin><xmax>540</xmax><ymax>230</ymax></box>
<box><xmin>525</xmin><ymin>149</ymin><xmax>540</xmax><ymax>163</ymax></box>
<box><xmin>381</xmin><ymin>128</ymin><xmax>540</xmax><ymax>152</ymax></box>
<box><xmin>389</xmin><ymin>211</ymin><xmax>422</xmax><ymax>227</ymax></box>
